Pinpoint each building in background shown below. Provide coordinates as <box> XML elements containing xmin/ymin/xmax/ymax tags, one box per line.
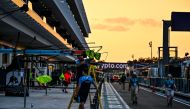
<box><xmin>0</xmin><ymin>0</ymin><xmax>91</xmax><ymax>66</ymax></box>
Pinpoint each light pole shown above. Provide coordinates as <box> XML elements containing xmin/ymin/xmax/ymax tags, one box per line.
<box><xmin>132</xmin><ymin>54</ymin><xmax>134</xmax><ymax>61</ymax></box>
<box><xmin>132</xmin><ymin>54</ymin><xmax>134</xmax><ymax>71</ymax></box>
<box><xmin>149</xmin><ymin>41</ymin><xmax>153</xmax><ymax>60</ymax></box>
<box><xmin>149</xmin><ymin>41</ymin><xmax>155</xmax><ymax>92</ymax></box>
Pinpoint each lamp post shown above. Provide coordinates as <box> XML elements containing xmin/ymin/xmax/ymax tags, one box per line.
<box><xmin>132</xmin><ymin>54</ymin><xmax>134</xmax><ymax>71</ymax></box>
<box><xmin>149</xmin><ymin>41</ymin><xmax>155</xmax><ymax>92</ymax></box>
<box><xmin>132</xmin><ymin>54</ymin><xmax>134</xmax><ymax>61</ymax></box>
<box><xmin>149</xmin><ymin>41</ymin><xmax>153</xmax><ymax>60</ymax></box>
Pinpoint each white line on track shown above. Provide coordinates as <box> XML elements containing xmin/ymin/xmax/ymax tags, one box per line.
<box><xmin>140</xmin><ymin>87</ymin><xmax>190</xmax><ymax>107</ymax></box>
<box><xmin>109</xmin><ymin>83</ymin><xmax>131</xmax><ymax>109</ymax></box>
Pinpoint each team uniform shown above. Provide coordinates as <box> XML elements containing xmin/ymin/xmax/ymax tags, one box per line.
<box><xmin>78</xmin><ymin>75</ymin><xmax>94</xmax><ymax>103</ymax></box>
<box><xmin>61</xmin><ymin>70</ymin><xmax>71</xmax><ymax>93</ymax></box>
<box><xmin>165</xmin><ymin>79</ymin><xmax>175</xmax><ymax>97</ymax></box>
<box><xmin>129</xmin><ymin>77</ymin><xmax>139</xmax><ymax>104</ymax></box>
<box><xmin>63</xmin><ymin>71</ymin><xmax>71</xmax><ymax>86</ymax></box>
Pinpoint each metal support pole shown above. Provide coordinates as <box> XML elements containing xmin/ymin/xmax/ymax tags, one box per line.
<box><xmin>23</xmin><ymin>67</ymin><xmax>26</xmax><ymax>108</ymax></box>
<box><xmin>162</xmin><ymin>20</ymin><xmax>171</xmax><ymax>76</ymax></box>
<box><xmin>151</xmin><ymin>46</ymin><xmax>153</xmax><ymax>60</ymax></box>
<box><xmin>158</xmin><ymin>47</ymin><xmax>161</xmax><ymax>77</ymax></box>
<box><xmin>175</xmin><ymin>48</ymin><xmax>178</xmax><ymax>59</ymax></box>
<box><xmin>46</xmin><ymin>63</ymin><xmax>49</xmax><ymax>96</ymax></box>
<box><xmin>45</xmin><ymin>85</ymin><xmax>47</xmax><ymax>96</ymax></box>
<box><xmin>30</xmin><ymin>59</ymin><xmax>33</xmax><ymax>87</ymax></box>
<box><xmin>24</xmin><ymin>56</ymin><xmax>28</xmax><ymax>108</ymax></box>
<box><xmin>149</xmin><ymin>41</ymin><xmax>153</xmax><ymax>60</ymax></box>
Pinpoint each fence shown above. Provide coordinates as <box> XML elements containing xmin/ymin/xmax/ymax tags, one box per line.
<box><xmin>138</xmin><ymin>76</ymin><xmax>190</xmax><ymax>93</ymax></box>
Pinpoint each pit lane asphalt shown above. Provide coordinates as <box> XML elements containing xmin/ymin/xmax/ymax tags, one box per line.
<box><xmin>111</xmin><ymin>82</ymin><xmax>190</xmax><ymax>109</ymax></box>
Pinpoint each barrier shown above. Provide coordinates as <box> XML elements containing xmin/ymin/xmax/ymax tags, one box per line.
<box><xmin>137</xmin><ymin>76</ymin><xmax>190</xmax><ymax>98</ymax></box>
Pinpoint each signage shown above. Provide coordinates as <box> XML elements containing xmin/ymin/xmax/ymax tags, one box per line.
<box><xmin>99</xmin><ymin>62</ymin><xmax>128</xmax><ymax>70</ymax></box>
<box><xmin>171</xmin><ymin>12</ymin><xmax>190</xmax><ymax>31</ymax></box>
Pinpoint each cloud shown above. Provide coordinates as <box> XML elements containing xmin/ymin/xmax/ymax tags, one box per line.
<box><xmin>91</xmin><ymin>18</ymin><xmax>161</xmax><ymax>32</ymax></box>
<box><xmin>92</xmin><ymin>24</ymin><xmax>110</xmax><ymax>30</ymax></box>
<box><xmin>105</xmin><ymin>17</ymin><xmax>135</xmax><ymax>25</ymax></box>
<box><xmin>137</xmin><ymin>19</ymin><xmax>161</xmax><ymax>27</ymax></box>
<box><xmin>104</xmin><ymin>17</ymin><xmax>161</xmax><ymax>27</ymax></box>
<box><xmin>108</xmin><ymin>26</ymin><xmax>129</xmax><ymax>31</ymax></box>
<box><xmin>92</xmin><ymin>24</ymin><xmax>129</xmax><ymax>32</ymax></box>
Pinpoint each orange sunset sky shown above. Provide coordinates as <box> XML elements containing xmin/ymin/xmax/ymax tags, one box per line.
<box><xmin>83</xmin><ymin>0</ymin><xmax>190</xmax><ymax>62</ymax></box>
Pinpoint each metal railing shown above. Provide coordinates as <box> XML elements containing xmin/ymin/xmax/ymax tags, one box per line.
<box><xmin>138</xmin><ymin>76</ymin><xmax>190</xmax><ymax>94</ymax></box>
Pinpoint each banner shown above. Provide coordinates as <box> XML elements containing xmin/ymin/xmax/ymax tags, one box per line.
<box><xmin>99</xmin><ymin>62</ymin><xmax>128</xmax><ymax>70</ymax></box>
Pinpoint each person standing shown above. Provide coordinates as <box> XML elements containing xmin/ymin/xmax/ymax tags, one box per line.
<box><xmin>74</xmin><ymin>64</ymin><xmax>97</xmax><ymax>109</ymax></box>
<box><xmin>128</xmin><ymin>72</ymin><xmax>139</xmax><ymax>104</ymax></box>
<box><xmin>62</xmin><ymin>67</ymin><xmax>71</xmax><ymax>93</ymax></box>
<box><xmin>74</xmin><ymin>56</ymin><xmax>87</xmax><ymax>102</ymax></box>
<box><xmin>164</xmin><ymin>74</ymin><xmax>176</xmax><ymax>106</ymax></box>
<box><xmin>120</xmin><ymin>73</ymin><xmax>126</xmax><ymax>90</ymax></box>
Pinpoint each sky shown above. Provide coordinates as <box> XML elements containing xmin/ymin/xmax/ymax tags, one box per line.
<box><xmin>83</xmin><ymin>0</ymin><xmax>190</xmax><ymax>62</ymax></box>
